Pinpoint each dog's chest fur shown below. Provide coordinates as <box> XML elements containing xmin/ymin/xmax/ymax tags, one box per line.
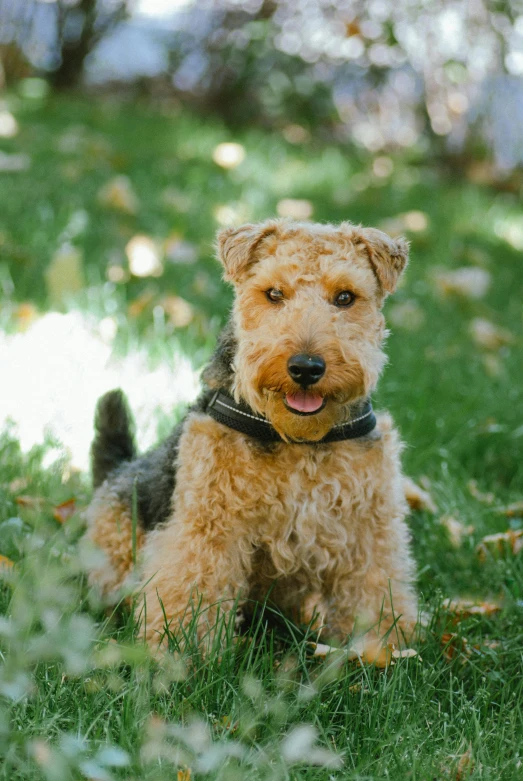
<box><xmin>172</xmin><ymin>413</ymin><xmax>401</xmax><ymax>580</ymax></box>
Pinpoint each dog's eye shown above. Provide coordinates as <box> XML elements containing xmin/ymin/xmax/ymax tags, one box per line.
<box><xmin>334</xmin><ymin>290</ymin><xmax>355</xmax><ymax>307</ymax></box>
<box><xmin>266</xmin><ymin>288</ymin><xmax>284</xmax><ymax>303</ymax></box>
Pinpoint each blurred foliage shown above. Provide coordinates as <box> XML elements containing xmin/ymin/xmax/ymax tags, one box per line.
<box><xmin>0</xmin><ymin>0</ymin><xmax>129</xmax><ymax>88</ymax></box>
<box><xmin>2</xmin><ymin>1</ymin><xmax>523</xmax><ymax>166</ymax></box>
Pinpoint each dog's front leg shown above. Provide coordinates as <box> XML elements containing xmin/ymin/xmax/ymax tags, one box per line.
<box><xmin>139</xmin><ymin>518</ymin><xmax>251</xmax><ymax>651</ymax></box>
<box><xmin>323</xmin><ymin>563</ymin><xmax>418</xmax><ymax>650</ymax></box>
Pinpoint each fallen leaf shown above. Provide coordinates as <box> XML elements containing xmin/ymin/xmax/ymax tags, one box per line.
<box><xmin>161</xmin><ymin>295</ymin><xmax>194</xmax><ymax>328</ymax></box>
<box><xmin>15</xmin><ymin>495</ymin><xmax>45</xmax><ymax>509</ymax></box>
<box><xmin>443</xmin><ymin>598</ymin><xmax>502</xmax><ymax>620</ymax></box>
<box><xmin>455</xmin><ymin>746</ymin><xmax>474</xmax><ymax>780</ymax></box>
<box><xmin>98</xmin><ymin>175</ymin><xmax>139</xmax><ymax>214</ymax></box>
<box><xmin>441</xmin><ymin>515</ymin><xmax>474</xmax><ymax>548</ymax></box>
<box><xmin>476</xmin><ymin>530</ymin><xmax>523</xmax><ymax>560</ymax></box>
<box><xmin>310</xmin><ymin>640</ymin><xmax>418</xmax><ymax>668</ymax></box>
<box><xmin>478</xmin><ymin>640</ymin><xmax>501</xmax><ymax>651</ymax></box>
<box><xmin>440</xmin><ymin>633</ymin><xmax>470</xmax><ymax>663</ymax></box>
<box><xmin>345</xmin><ymin>20</ymin><xmax>361</xmax><ymax>37</ymax></box>
<box><xmin>311</xmin><ymin>642</ymin><xmax>349</xmax><ymax>659</ymax></box>
<box><xmin>467</xmin><ymin>480</ymin><xmax>495</xmax><ymax>505</ymax></box>
<box><xmin>360</xmin><ymin>640</ymin><xmax>394</xmax><ymax>668</ymax></box>
<box><xmin>391</xmin><ymin>647</ymin><xmax>420</xmax><ymax>659</ymax></box>
<box><xmin>469</xmin><ymin>318</ymin><xmax>514</xmax><ymax>350</ymax></box>
<box><xmin>177</xmin><ymin>769</ymin><xmax>192</xmax><ymax>781</ymax></box>
<box><xmin>433</xmin><ymin>267</ymin><xmax>491</xmax><ymax>299</ymax></box>
<box><xmin>53</xmin><ymin>498</ymin><xmax>76</xmax><ymax>524</ymax></box>
<box><xmin>498</xmin><ymin>501</ymin><xmax>523</xmax><ymax>518</ymax></box>
<box><xmin>0</xmin><ymin>554</ymin><xmax>14</xmax><ymax>572</ymax></box>
<box><xmin>404</xmin><ymin>476</ymin><xmax>437</xmax><ymax>513</ymax></box>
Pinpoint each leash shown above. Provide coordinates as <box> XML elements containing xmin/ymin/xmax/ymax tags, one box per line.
<box><xmin>206</xmin><ymin>390</ymin><xmax>377</xmax><ymax>444</ymax></box>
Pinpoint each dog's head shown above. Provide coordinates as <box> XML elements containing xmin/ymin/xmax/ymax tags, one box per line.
<box><xmin>216</xmin><ymin>219</ymin><xmax>408</xmax><ymax>442</ymax></box>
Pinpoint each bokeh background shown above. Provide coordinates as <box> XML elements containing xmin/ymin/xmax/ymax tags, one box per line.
<box><xmin>0</xmin><ymin>3</ymin><xmax>523</xmax><ymax>780</ymax></box>
<box><xmin>0</xmin><ymin>0</ymin><xmax>522</xmax><ymax>471</ymax></box>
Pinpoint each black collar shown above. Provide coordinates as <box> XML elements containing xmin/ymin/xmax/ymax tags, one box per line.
<box><xmin>206</xmin><ymin>390</ymin><xmax>377</xmax><ymax>444</ymax></box>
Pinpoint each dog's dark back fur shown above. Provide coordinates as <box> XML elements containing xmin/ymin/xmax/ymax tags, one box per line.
<box><xmin>91</xmin><ymin>323</ymin><xmax>237</xmax><ymax>531</ymax></box>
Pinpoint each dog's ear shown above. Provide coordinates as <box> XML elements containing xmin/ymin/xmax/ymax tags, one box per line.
<box><xmin>216</xmin><ymin>221</ymin><xmax>279</xmax><ymax>281</ymax></box>
<box><xmin>349</xmin><ymin>225</ymin><xmax>409</xmax><ymax>295</ymax></box>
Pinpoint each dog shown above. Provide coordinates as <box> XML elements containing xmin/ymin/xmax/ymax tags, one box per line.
<box><xmin>85</xmin><ymin>219</ymin><xmax>418</xmax><ymax>651</ymax></box>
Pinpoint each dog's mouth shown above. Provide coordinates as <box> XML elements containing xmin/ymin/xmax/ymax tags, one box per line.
<box><xmin>284</xmin><ymin>391</ymin><xmax>326</xmax><ymax>416</ymax></box>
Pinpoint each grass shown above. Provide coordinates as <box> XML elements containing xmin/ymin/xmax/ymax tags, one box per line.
<box><xmin>0</xmin><ymin>88</ymin><xmax>522</xmax><ymax>780</ymax></box>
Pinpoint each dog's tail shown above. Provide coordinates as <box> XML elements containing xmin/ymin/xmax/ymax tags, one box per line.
<box><xmin>91</xmin><ymin>389</ymin><xmax>137</xmax><ymax>488</ymax></box>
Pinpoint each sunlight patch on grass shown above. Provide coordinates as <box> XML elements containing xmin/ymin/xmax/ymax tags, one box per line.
<box><xmin>0</xmin><ymin>312</ymin><xmax>200</xmax><ymax>470</ymax></box>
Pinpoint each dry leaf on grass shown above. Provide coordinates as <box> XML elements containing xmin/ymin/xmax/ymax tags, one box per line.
<box><xmin>0</xmin><ymin>554</ymin><xmax>14</xmax><ymax>572</ymax></box>
<box><xmin>404</xmin><ymin>477</ymin><xmax>437</xmax><ymax>513</ymax></box>
<box><xmin>440</xmin><ymin>515</ymin><xmax>475</xmax><ymax>548</ymax></box>
<box><xmin>160</xmin><ymin>296</ymin><xmax>194</xmax><ymax>328</ymax></box>
<box><xmin>310</xmin><ymin>640</ymin><xmax>419</xmax><ymax>668</ymax></box>
<box><xmin>433</xmin><ymin>267</ymin><xmax>491</xmax><ymax>299</ymax></box>
<box><xmin>476</xmin><ymin>530</ymin><xmax>523</xmax><ymax>560</ymax></box>
<box><xmin>443</xmin><ymin>598</ymin><xmax>502</xmax><ymax>620</ymax></box>
<box><xmin>177</xmin><ymin>769</ymin><xmax>192</xmax><ymax>781</ymax></box>
<box><xmin>498</xmin><ymin>501</ymin><xmax>523</xmax><ymax>518</ymax></box>
<box><xmin>53</xmin><ymin>499</ymin><xmax>77</xmax><ymax>524</ymax></box>
<box><xmin>392</xmin><ymin>648</ymin><xmax>419</xmax><ymax>659</ymax></box>
<box><xmin>451</xmin><ymin>746</ymin><xmax>475</xmax><ymax>780</ymax></box>
<box><xmin>98</xmin><ymin>175</ymin><xmax>139</xmax><ymax>214</ymax></box>
<box><xmin>469</xmin><ymin>318</ymin><xmax>514</xmax><ymax>350</ymax></box>
<box><xmin>467</xmin><ymin>480</ymin><xmax>495</xmax><ymax>505</ymax></box>
<box><xmin>15</xmin><ymin>495</ymin><xmax>45</xmax><ymax>509</ymax></box>
<box><xmin>440</xmin><ymin>633</ymin><xmax>470</xmax><ymax>663</ymax></box>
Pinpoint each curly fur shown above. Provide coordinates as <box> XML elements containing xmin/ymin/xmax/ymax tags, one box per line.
<box><xmin>85</xmin><ymin>218</ymin><xmax>417</xmax><ymax>651</ymax></box>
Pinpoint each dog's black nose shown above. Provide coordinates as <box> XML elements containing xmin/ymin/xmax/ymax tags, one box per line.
<box><xmin>287</xmin><ymin>354</ymin><xmax>326</xmax><ymax>385</ymax></box>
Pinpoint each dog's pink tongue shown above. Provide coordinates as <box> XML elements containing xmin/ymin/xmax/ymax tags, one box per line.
<box><xmin>286</xmin><ymin>391</ymin><xmax>324</xmax><ymax>413</ymax></box>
